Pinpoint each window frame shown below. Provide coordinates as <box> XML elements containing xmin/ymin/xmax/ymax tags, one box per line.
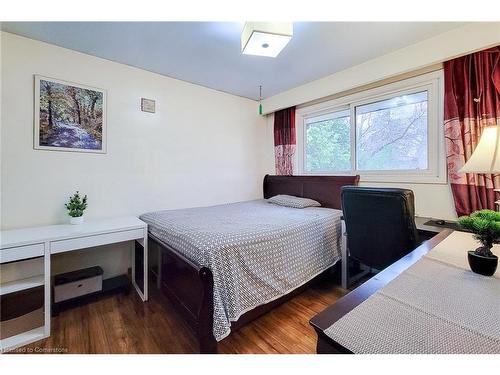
<box><xmin>304</xmin><ymin>107</ymin><xmax>351</xmax><ymax>173</ymax></box>
<box><xmin>296</xmin><ymin>70</ymin><xmax>446</xmax><ymax>184</ymax></box>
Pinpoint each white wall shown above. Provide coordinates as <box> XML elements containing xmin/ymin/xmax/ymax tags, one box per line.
<box><xmin>262</xmin><ymin>22</ymin><xmax>500</xmax><ymax>114</ymax></box>
<box><xmin>1</xmin><ymin>32</ymin><xmax>272</xmax><ymax>276</ymax></box>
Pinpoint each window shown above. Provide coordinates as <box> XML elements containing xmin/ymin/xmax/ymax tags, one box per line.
<box><xmin>355</xmin><ymin>91</ymin><xmax>428</xmax><ymax>171</ymax></box>
<box><xmin>305</xmin><ymin>109</ymin><xmax>350</xmax><ymax>172</ymax></box>
<box><xmin>297</xmin><ymin>71</ymin><xmax>445</xmax><ymax>183</ymax></box>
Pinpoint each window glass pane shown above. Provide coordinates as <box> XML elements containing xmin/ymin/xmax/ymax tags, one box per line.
<box><xmin>305</xmin><ymin>110</ymin><xmax>350</xmax><ymax>172</ymax></box>
<box><xmin>356</xmin><ymin>91</ymin><xmax>428</xmax><ymax>171</ymax></box>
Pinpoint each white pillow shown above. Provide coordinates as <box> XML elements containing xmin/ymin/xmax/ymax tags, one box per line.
<box><xmin>267</xmin><ymin>194</ymin><xmax>321</xmax><ymax>209</ymax></box>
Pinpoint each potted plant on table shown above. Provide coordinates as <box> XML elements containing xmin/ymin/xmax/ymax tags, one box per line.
<box><xmin>458</xmin><ymin>209</ymin><xmax>500</xmax><ymax>276</ymax></box>
<box><xmin>65</xmin><ymin>191</ymin><xmax>88</xmax><ymax>225</ymax></box>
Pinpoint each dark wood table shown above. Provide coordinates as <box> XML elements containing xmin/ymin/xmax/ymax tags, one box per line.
<box><xmin>309</xmin><ymin>229</ymin><xmax>454</xmax><ymax>354</ymax></box>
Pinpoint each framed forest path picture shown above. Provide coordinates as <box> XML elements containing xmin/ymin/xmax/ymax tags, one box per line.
<box><xmin>34</xmin><ymin>75</ymin><xmax>107</xmax><ymax>153</ymax></box>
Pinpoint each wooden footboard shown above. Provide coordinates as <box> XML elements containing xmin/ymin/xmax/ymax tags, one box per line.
<box><xmin>149</xmin><ymin>234</ymin><xmax>217</xmax><ymax>353</ymax></box>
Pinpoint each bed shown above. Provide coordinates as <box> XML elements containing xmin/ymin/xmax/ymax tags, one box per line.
<box><xmin>141</xmin><ymin>174</ymin><xmax>359</xmax><ymax>353</ymax></box>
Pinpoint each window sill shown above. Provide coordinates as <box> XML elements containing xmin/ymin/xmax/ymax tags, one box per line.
<box><xmin>298</xmin><ymin>171</ymin><xmax>447</xmax><ymax>185</ymax></box>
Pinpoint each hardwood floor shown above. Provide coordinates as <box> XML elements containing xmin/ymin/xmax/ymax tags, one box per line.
<box><xmin>15</xmin><ymin>277</ymin><xmax>347</xmax><ymax>354</ymax></box>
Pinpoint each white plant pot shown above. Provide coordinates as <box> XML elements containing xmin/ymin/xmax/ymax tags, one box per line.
<box><xmin>70</xmin><ymin>216</ymin><xmax>84</xmax><ymax>225</ymax></box>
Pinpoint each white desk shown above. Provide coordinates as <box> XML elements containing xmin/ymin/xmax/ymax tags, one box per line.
<box><xmin>0</xmin><ymin>216</ymin><xmax>148</xmax><ymax>352</ymax></box>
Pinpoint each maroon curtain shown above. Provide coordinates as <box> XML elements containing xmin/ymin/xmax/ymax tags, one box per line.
<box><xmin>444</xmin><ymin>46</ymin><xmax>500</xmax><ymax>216</ymax></box>
<box><xmin>274</xmin><ymin>107</ymin><xmax>296</xmax><ymax>175</ymax></box>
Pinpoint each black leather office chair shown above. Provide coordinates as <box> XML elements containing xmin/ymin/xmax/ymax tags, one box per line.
<box><xmin>341</xmin><ymin>186</ymin><xmax>420</xmax><ymax>275</ymax></box>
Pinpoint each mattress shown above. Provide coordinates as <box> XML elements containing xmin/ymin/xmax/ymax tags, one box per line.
<box><xmin>140</xmin><ymin>199</ymin><xmax>342</xmax><ymax>341</ymax></box>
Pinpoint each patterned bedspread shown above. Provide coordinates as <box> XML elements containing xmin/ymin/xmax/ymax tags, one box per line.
<box><xmin>140</xmin><ymin>200</ymin><xmax>342</xmax><ymax>341</ymax></box>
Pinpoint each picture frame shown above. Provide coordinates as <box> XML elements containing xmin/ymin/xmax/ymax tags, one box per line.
<box><xmin>34</xmin><ymin>75</ymin><xmax>107</xmax><ymax>153</ymax></box>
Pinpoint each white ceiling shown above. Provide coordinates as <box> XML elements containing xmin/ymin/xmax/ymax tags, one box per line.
<box><xmin>1</xmin><ymin>22</ymin><xmax>466</xmax><ymax>100</ymax></box>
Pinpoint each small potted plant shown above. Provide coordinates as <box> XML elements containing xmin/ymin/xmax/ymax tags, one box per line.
<box><xmin>458</xmin><ymin>209</ymin><xmax>500</xmax><ymax>276</ymax></box>
<box><xmin>65</xmin><ymin>191</ymin><xmax>88</xmax><ymax>225</ymax></box>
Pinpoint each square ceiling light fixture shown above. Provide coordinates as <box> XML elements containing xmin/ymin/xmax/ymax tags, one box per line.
<box><xmin>241</xmin><ymin>22</ymin><xmax>293</xmax><ymax>58</ymax></box>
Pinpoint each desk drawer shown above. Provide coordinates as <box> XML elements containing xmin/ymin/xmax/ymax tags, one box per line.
<box><xmin>0</xmin><ymin>244</ymin><xmax>45</xmax><ymax>263</ymax></box>
<box><xmin>51</xmin><ymin>228</ymin><xmax>144</xmax><ymax>254</ymax></box>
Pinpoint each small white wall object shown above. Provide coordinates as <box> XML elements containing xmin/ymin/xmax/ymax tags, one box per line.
<box><xmin>141</xmin><ymin>98</ymin><xmax>155</xmax><ymax>113</ymax></box>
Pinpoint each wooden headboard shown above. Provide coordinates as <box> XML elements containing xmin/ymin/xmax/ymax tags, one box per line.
<box><xmin>263</xmin><ymin>174</ymin><xmax>360</xmax><ymax>210</ymax></box>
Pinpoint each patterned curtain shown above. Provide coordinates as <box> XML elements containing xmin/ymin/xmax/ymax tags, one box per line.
<box><xmin>274</xmin><ymin>106</ymin><xmax>296</xmax><ymax>175</ymax></box>
<box><xmin>444</xmin><ymin>46</ymin><xmax>500</xmax><ymax>216</ymax></box>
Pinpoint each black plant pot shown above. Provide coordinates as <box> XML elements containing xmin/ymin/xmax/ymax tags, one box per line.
<box><xmin>467</xmin><ymin>251</ymin><xmax>498</xmax><ymax>276</ymax></box>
